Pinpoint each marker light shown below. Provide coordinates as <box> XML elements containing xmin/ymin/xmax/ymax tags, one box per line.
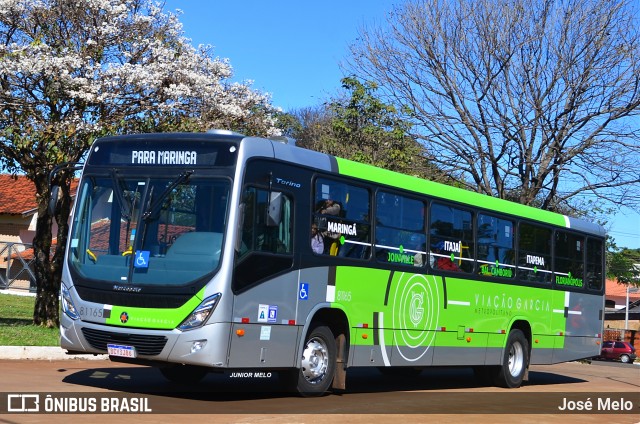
<box><xmin>61</xmin><ymin>284</ymin><xmax>79</xmax><ymax>320</ymax></box>
<box><xmin>191</xmin><ymin>340</ymin><xmax>207</xmax><ymax>354</ymax></box>
<box><xmin>178</xmin><ymin>293</ymin><xmax>221</xmax><ymax>331</ymax></box>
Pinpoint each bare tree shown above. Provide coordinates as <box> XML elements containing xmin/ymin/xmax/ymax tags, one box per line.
<box><xmin>348</xmin><ymin>0</ymin><xmax>640</xmax><ymax>215</ymax></box>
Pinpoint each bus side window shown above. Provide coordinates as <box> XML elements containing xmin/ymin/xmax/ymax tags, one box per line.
<box><xmin>586</xmin><ymin>238</ymin><xmax>603</xmax><ymax>291</ymax></box>
<box><xmin>477</xmin><ymin>214</ymin><xmax>515</xmax><ymax>278</ymax></box>
<box><xmin>517</xmin><ymin>223</ymin><xmax>552</xmax><ymax>283</ymax></box>
<box><xmin>555</xmin><ymin>231</ymin><xmax>585</xmax><ymax>289</ymax></box>
<box><xmin>238</xmin><ymin>187</ymin><xmax>292</xmax><ymax>256</ymax></box>
<box><xmin>233</xmin><ymin>186</ymin><xmax>294</xmax><ymax>292</ymax></box>
<box><xmin>375</xmin><ymin>191</ymin><xmax>426</xmax><ymax>268</ymax></box>
<box><xmin>429</xmin><ymin>202</ymin><xmax>474</xmax><ymax>273</ymax></box>
<box><xmin>313</xmin><ymin>178</ymin><xmax>371</xmax><ymax>259</ymax></box>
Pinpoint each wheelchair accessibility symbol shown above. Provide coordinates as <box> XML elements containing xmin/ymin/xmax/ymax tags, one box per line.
<box><xmin>299</xmin><ymin>283</ymin><xmax>309</xmax><ymax>300</ymax></box>
<box><xmin>134</xmin><ymin>250</ymin><xmax>150</xmax><ymax>268</ymax></box>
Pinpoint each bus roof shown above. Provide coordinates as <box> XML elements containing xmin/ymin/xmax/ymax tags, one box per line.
<box><xmin>333</xmin><ymin>157</ymin><xmax>605</xmax><ymax>237</ymax></box>
<box><xmin>87</xmin><ymin>131</ymin><xmax>605</xmax><ymax>238</ymax></box>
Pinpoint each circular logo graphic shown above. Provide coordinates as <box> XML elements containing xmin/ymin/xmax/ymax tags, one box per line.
<box><xmin>391</xmin><ymin>273</ymin><xmax>440</xmax><ymax>362</ymax></box>
<box><xmin>409</xmin><ymin>291</ymin><xmax>424</xmax><ymax>326</ymax></box>
<box><xmin>119</xmin><ymin>311</ymin><xmax>129</xmax><ymax>324</ymax></box>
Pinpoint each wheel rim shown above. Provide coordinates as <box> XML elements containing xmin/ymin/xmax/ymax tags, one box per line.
<box><xmin>508</xmin><ymin>341</ymin><xmax>524</xmax><ymax>377</ymax></box>
<box><xmin>301</xmin><ymin>337</ymin><xmax>329</xmax><ymax>384</ymax></box>
<box><xmin>620</xmin><ymin>355</ymin><xmax>630</xmax><ymax>363</ymax></box>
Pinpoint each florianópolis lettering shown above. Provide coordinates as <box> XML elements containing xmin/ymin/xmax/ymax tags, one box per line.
<box><xmin>555</xmin><ymin>272</ymin><xmax>583</xmax><ymax>287</ymax></box>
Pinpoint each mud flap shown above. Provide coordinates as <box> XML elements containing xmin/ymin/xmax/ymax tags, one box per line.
<box><xmin>332</xmin><ymin>333</ymin><xmax>347</xmax><ymax>390</ymax></box>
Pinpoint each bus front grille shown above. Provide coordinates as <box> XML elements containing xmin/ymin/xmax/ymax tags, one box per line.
<box><xmin>81</xmin><ymin>327</ymin><xmax>168</xmax><ymax>356</ymax></box>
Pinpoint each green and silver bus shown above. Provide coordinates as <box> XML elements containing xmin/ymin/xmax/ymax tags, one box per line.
<box><xmin>59</xmin><ymin>130</ymin><xmax>605</xmax><ymax>395</ymax></box>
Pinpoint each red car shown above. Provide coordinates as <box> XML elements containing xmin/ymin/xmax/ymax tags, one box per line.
<box><xmin>597</xmin><ymin>341</ymin><xmax>637</xmax><ymax>363</ymax></box>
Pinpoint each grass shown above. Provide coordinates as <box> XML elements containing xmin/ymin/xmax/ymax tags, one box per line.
<box><xmin>0</xmin><ymin>293</ymin><xmax>60</xmax><ymax>346</ymax></box>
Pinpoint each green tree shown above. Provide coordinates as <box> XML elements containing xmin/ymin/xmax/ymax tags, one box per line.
<box><xmin>0</xmin><ymin>0</ymin><xmax>278</xmax><ymax>327</ymax></box>
<box><xmin>330</xmin><ymin>77</ymin><xmax>420</xmax><ymax>175</ymax></box>
<box><xmin>607</xmin><ymin>245</ymin><xmax>640</xmax><ymax>286</ymax></box>
<box><xmin>286</xmin><ymin>77</ymin><xmax>448</xmax><ymax>182</ymax></box>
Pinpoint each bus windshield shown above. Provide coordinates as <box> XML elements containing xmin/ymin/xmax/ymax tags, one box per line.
<box><xmin>68</xmin><ymin>174</ymin><xmax>230</xmax><ymax>286</ymax></box>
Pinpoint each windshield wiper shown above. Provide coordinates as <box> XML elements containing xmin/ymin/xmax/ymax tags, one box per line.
<box><xmin>142</xmin><ymin>170</ymin><xmax>193</xmax><ymax>221</ymax></box>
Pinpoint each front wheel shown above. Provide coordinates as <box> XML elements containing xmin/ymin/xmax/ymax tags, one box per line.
<box><xmin>493</xmin><ymin>329</ymin><xmax>529</xmax><ymax>388</ymax></box>
<box><xmin>291</xmin><ymin>325</ymin><xmax>336</xmax><ymax>396</ymax></box>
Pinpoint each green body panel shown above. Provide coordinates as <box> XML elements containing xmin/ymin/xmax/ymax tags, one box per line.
<box><xmin>335</xmin><ymin>158</ymin><xmax>568</xmax><ymax>228</ymax></box>
<box><xmin>331</xmin><ymin>266</ymin><xmax>565</xmax><ymax>350</ymax></box>
<box><xmin>103</xmin><ymin>288</ymin><xmax>205</xmax><ymax>329</ymax></box>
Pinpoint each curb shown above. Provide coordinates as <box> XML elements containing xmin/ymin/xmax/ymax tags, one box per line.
<box><xmin>0</xmin><ymin>346</ymin><xmax>107</xmax><ymax>361</ymax></box>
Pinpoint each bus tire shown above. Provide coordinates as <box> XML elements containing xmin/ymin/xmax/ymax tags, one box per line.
<box><xmin>493</xmin><ymin>329</ymin><xmax>529</xmax><ymax>388</ymax></box>
<box><xmin>294</xmin><ymin>325</ymin><xmax>336</xmax><ymax>396</ymax></box>
<box><xmin>158</xmin><ymin>364</ymin><xmax>208</xmax><ymax>384</ymax></box>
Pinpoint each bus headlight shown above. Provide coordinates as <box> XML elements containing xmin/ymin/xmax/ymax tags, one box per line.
<box><xmin>178</xmin><ymin>294</ymin><xmax>221</xmax><ymax>331</ymax></box>
<box><xmin>61</xmin><ymin>284</ymin><xmax>80</xmax><ymax>320</ymax></box>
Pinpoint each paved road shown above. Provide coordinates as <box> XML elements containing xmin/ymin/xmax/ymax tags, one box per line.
<box><xmin>0</xmin><ymin>358</ymin><xmax>638</xmax><ymax>423</ymax></box>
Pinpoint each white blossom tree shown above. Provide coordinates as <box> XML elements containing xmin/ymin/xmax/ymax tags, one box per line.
<box><xmin>0</xmin><ymin>0</ymin><xmax>280</xmax><ymax>326</ymax></box>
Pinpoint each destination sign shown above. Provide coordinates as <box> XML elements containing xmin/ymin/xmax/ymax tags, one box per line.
<box><xmin>86</xmin><ymin>136</ymin><xmax>238</xmax><ymax>167</ymax></box>
<box><xmin>131</xmin><ymin>150</ymin><xmax>197</xmax><ymax>165</ymax></box>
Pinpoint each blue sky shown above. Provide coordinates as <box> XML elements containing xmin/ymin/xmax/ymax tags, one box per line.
<box><xmin>163</xmin><ymin>1</ymin><xmax>639</xmax><ymax>249</ymax></box>
<box><xmin>163</xmin><ymin>0</ymin><xmax>392</xmax><ymax>111</ymax></box>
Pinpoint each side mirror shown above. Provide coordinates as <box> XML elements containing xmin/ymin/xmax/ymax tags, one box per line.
<box><xmin>48</xmin><ymin>185</ymin><xmax>60</xmax><ymax>215</ymax></box>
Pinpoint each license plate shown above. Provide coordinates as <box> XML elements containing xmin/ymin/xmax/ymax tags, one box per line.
<box><xmin>107</xmin><ymin>344</ymin><xmax>137</xmax><ymax>358</ymax></box>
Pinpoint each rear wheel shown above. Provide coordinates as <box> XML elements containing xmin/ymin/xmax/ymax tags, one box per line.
<box><xmin>159</xmin><ymin>364</ymin><xmax>208</xmax><ymax>384</ymax></box>
<box><xmin>291</xmin><ymin>325</ymin><xmax>336</xmax><ymax>396</ymax></box>
<box><xmin>493</xmin><ymin>329</ymin><xmax>529</xmax><ymax>388</ymax></box>
<box><xmin>620</xmin><ymin>354</ymin><xmax>631</xmax><ymax>364</ymax></box>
